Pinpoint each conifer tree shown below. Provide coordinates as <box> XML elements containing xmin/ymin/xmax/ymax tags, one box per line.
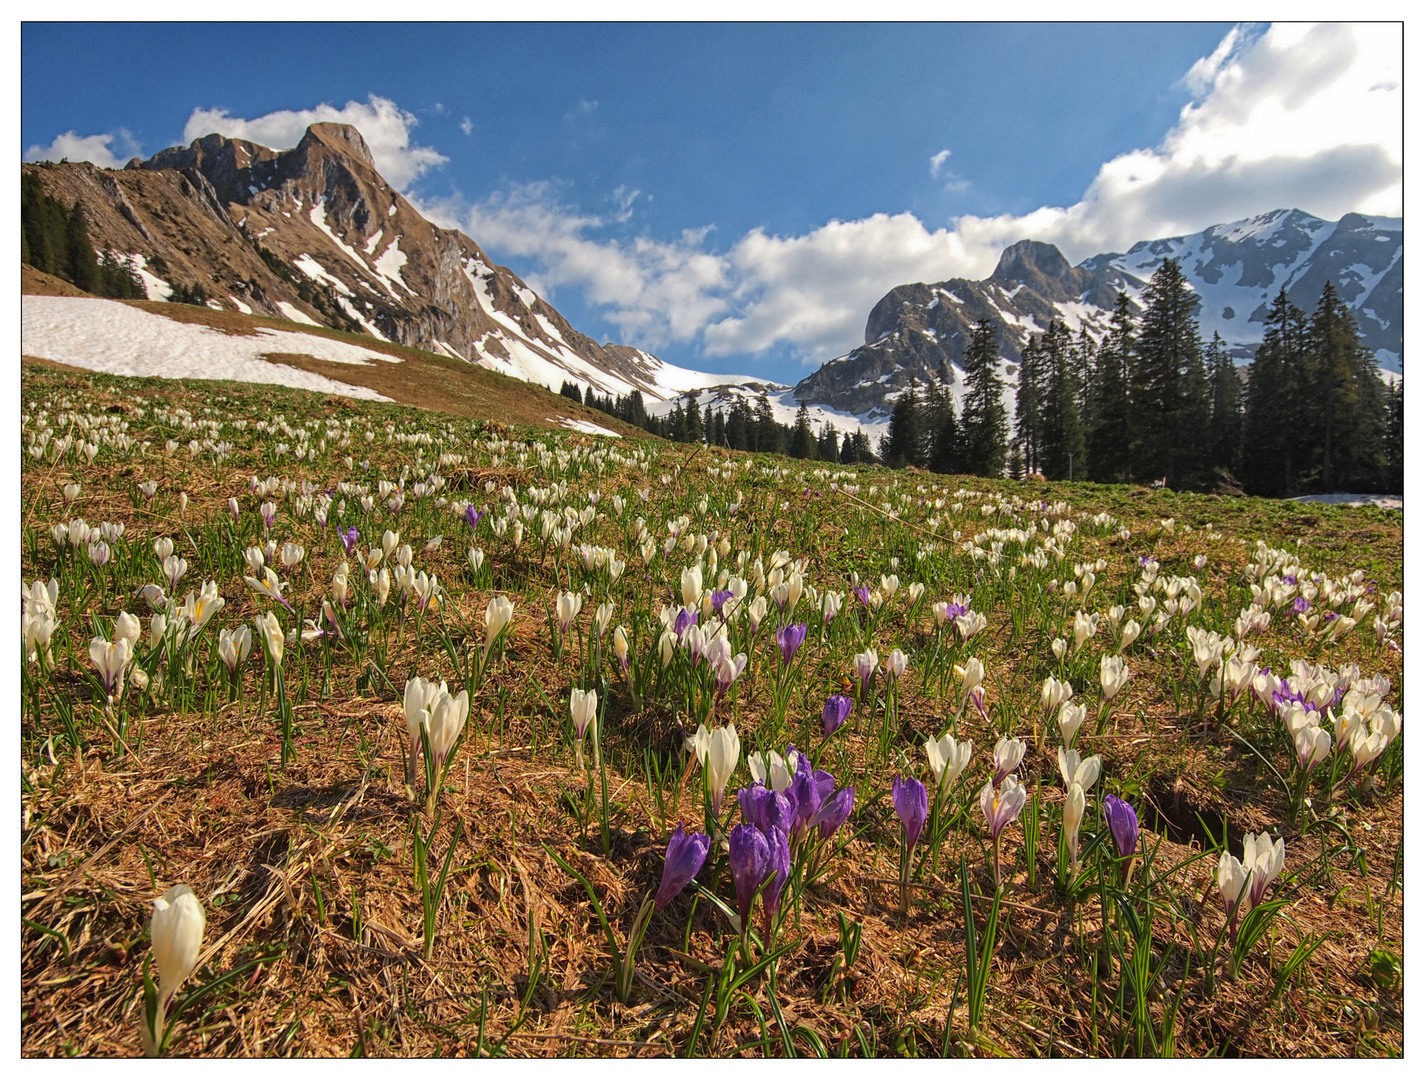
<box><xmin>1039</xmin><ymin>321</ymin><xmax>1085</xmax><ymax>480</ymax></box>
<box><xmin>1130</xmin><ymin>259</ymin><xmax>1210</xmax><ymax>487</ymax></box>
<box><xmin>1087</xmin><ymin>293</ymin><xmax>1135</xmax><ymax>483</ymax></box>
<box><xmin>960</xmin><ymin>319</ymin><xmax>1007</xmax><ymax>477</ymax></box>
<box><xmin>790</xmin><ymin>401</ymin><xmax>816</xmax><ymax>459</ymax></box>
<box><xmin>1306</xmin><ymin>282</ymin><xmax>1387</xmax><ymax>491</ymax></box>
<box><xmin>1241</xmin><ymin>288</ymin><xmax>1310</xmax><ymax>496</ymax></box>
<box><xmin>881</xmin><ymin>380</ymin><xmax>924</xmax><ymax>468</ymax></box>
<box><xmin>1014</xmin><ymin>334</ymin><xmax>1044</xmax><ymax>474</ymax></box>
<box><xmin>930</xmin><ymin>393</ymin><xmax>962</xmax><ymax>475</ymax></box>
<box><xmin>1205</xmin><ymin>333</ymin><xmax>1243</xmax><ymax>481</ymax></box>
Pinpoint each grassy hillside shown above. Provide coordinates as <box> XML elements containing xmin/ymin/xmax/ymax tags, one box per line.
<box><xmin>20</xmin><ymin>362</ymin><xmax>1403</xmax><ymax>1057</ymax></box>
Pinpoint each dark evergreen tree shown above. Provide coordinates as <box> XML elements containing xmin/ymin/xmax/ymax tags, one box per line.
<box><xmin>1204</xmin><ymin>333</ymin><xmax>1243</xmax><ymax>481</ymax></box>
<box><xmin>817</xmin><ymin>421</ymin><xmax>840</xmax><ymax>461</ymax></box>
<box><xmin>1014</xmin><ymin>334</ymin><xmax>1044</xmax><ymax>473</ymax></box>
<box><xmin>1241</xmin><ymin>288</ymin><xmax>1310</xmax><ymax>496</ymax></box>
<box><xmin>790</xmin><ymin>401</ymin><xmax>817</xmax><ymax>459</ymax></box>
<box><xmin>929</xmin><ymin>393</ymin><xmax>962</xmax><ymax>475</ymax></box>
<box><xmin>1129</xmin><ymin>259</ymin><xmax>1211</xmax><ymax>488</ymax></box>
<box><xmin>880</xmin><ymin>380</ymin><xmax>924</xmax><ymax>468</ymax></box>
<box><xmin>1087</xmin><ymin>293</ymin><xmax>1135</xmax><ymax>484</ymax></box>
<box><xmin>1039</xmin><ymin>321</ymin><xmax>1086</xmax><ymax>480</ymax></box>
<box><xmin>1305</xmin><ymin>282</ymin><xmax>1387</xmax><ymax>491</ymax></box>
<box><xmin>1383</xmin><ymin>379</ymin><xmax>1404</xmax><ymax>493</ymax></box>
<box><xmin>726</xmin><ymin>399</ymin><xmax>750</xmax><ymax>450</ymax></box>
<box><xmin>754</xmin><ymin>392</ymin><xmax>781</xmax><ymax>454</ymax></box>
<box><xmin>960</xmin><ymin>319</ymin><xmax>1007</xmax><ymax>477</ymax></box>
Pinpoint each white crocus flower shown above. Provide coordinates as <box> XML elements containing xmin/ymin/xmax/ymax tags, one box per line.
<box><xmin>1100</xmin><ymin>654</ymin><xmax>1130</xmax><ymax>701</ymax></box>
<box><xmin>992</xmin><ymin>736</ymin><xmax>1025</xmax><ymax>784</ymax></box>
<box><xmin>143</xmin><ymin>884</ymin><xmax>206</xmax><ymax>1055</ymax></box>
<box><xmin>1058</xmin><ymin>701</ymin><xmax>1088</xmax><ymax>747</ymax></box>
<box><xmin>1056</xmin><ymin>746</ymin><xmax>1101</xmax><ymax>792</ymax></box>
<box><xmin>706</xmin><ymin>723</ymin><xmax>741</xmax><ymax>815</ymax></box>
<box><xmin>570</xmin><ymin>688</ymin><xmax>599</xmax><ymax>769</ymax></box>
<box><xmin>748</xmin><ymin>750</ymin><xmax>795</xmax><ymax>793</ymax></box>
<box><xmin>925</xmin><ymin>732</ymin><xmax>973</xmax><ymax>795</ymax></box>
<box><xmin>557</xmin><ymin>590</ymin><xmax>582</xmax><ymax>634</ymax></box>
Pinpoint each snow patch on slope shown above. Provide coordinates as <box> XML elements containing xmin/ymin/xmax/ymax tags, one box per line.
<box><xmin>22</xmin><ymin>296</ymin><xmax>394</xmax><ymax>401</ymax></box>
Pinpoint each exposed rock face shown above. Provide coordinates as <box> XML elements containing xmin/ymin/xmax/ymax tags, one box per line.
<box><xmin>22</xmin><ymin>123</ymin><xmax>711</xmax><ymax>401</ymax></box>
<box><xmin>794</xmin><ymin>208</ymin><xmax>1403</xmax><ymax>420</ymax></box>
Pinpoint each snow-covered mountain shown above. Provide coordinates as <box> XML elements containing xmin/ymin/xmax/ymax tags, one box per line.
<box><xmin>21</xmin><ymin>124</ymin><xmax>775</xmax><ymax>408</ymax></box>
<box><xmin>792</xmin><ymin>209</ymin><xmax>1402</xmax><ymax>425</ymax></box>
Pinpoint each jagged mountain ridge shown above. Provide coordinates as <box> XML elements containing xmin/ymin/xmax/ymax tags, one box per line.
<box><xmin>21</xmin><ymin>123</ymin><xmax>766</xmax><ymax>405</ymax></box>
<box><xmin>794</xmin><ymin>208</ymin><xmax>1402</xmax><ymax>420</ymax></box>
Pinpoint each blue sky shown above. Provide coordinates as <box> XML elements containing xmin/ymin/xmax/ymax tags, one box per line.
<box><xmin>22</xmin><ymin>22</ymin><xmax>1403</xmax><ymax>386</ymax></box>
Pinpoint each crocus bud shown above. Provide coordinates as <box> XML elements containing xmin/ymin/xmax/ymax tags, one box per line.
<box><xmin>992</xmin><ymin>736</ymin><xmax>1025</xmax><ymax>784</ymax></box>
<box><xmin>654</xmin><ymin>825</ymin><xmax>710</xmax><ymax>911</ymax></box>
<box><xmin>925</xmin><ymin>732</ymin><xmax>973</xmax><ymax>793</ymax></box>
<box><xmin>729</xmin><ymin>824</ymin><xmax>772</xmax><ymax>928</ymax></box>
<box><xmin>1102</xmin><ymin>795</ymin><xmax>1138</xmax><ymax>858</ymax></box>
<box><xmin>892</xmin><ymin>775</ymin><xmax>929</xmax><ymax>850</ymax></box>
<box><xmin>822</xmin><ymin>695</ymin><xmax>853</xmax><ymax>737</ymax></box>
<box><xmin>150</xmin><ymin>883</ymin><xmax>205</xmax><ymax>1009</ymax></box>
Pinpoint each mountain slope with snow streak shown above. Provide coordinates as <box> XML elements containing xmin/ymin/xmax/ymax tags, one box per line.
<box><xmin>797</xmin><ymin>209</ymin><xmax>1402</xmax><ymax>422</ymax></box>
<box><xmin>21</xmin><ymin>125</ymin><xmax>774</xmax><ymax>409</ymax></box>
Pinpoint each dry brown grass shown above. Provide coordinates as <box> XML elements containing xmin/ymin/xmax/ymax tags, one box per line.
<box><xmin>19</xmin><ymin>364</ymin><xmax>1404</xmax><ymax>1058</ymax></box>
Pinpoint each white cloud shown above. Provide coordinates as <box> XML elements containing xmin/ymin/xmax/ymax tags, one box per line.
<box><xmin>24</xmin><ymin>129</ymin><xmax>138</xmax><ymax>169</ymax></box>
<box><xmin>182</xmin><ymin>94</ymin><xmax>448</xmax><ymax>188</ymax></box>
<box><xmin>457</xmin><ymin>23</ymin><xmax>1402</xmax><ymax>366</ymax></box>
<box><xmin>464</xmin><ymin>183</ymin><xmax>732</xmax><ymax>347</ymax></box>
<box><xmin>950</xmin><ymin>22</ymin><xmax>1402</xmax><ymax>268</ymax></box>
<box><xmin>461</xmin><ymin>117</ymin><xmax>474</xmax><ymax>136</ymax></box>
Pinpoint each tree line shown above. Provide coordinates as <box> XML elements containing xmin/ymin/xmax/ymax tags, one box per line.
<box><xmin>22</xmin><ymin>171</ymin><xmax>146</xmax><ymax>299</ymax></box>
<box><xmin>882</xmin><ymin>258</ymin><xmax>1402</xmax><ymax>495</ymax></box>
<box><xmin>561</xmin><ymin>380</ymin><xmax>878</xmax><ymax>463</ymax></box>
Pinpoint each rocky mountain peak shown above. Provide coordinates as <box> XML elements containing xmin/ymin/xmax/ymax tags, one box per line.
<box><xmin>296</xmin><ymin>123</ymin><xmax>377</xmax><ymax>169</ymax></box>
<box><xmin>990</xmin><ymin>239</ymin><xmax>1074</xmax><ymax>287</ymax></box>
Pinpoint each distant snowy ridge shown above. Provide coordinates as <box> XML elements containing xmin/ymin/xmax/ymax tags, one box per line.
<box><xmin>794</xmin><ymin>208</ymin><xmax>1402</xmax><ymax>423</ymax></box>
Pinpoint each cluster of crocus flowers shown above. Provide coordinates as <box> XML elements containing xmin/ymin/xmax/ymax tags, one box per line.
<box><xmin>403</xmin><ymin>676</ymin><xmax>471</xmax><ymax>812</ymax></box>
<box><xmin>1216</xmin><ymin>832</ymin><xmax>1286</xmax><ymax>977</ymax></box>
<box><xmin>685</xmin><ymin>721</ymin><xmax>741</xmax><ymax>816</ymax></box>
<box><xmin>21</xmin><ymin>578</ymin><xmax>59</xmax><ymax>668</ymax></box>
<box><xmin>140</xmin><ymin>884</ymin><xmax>206</xmax><ymax>1056</ymax></box>
<box><xmin>1057</xmin><ymin>747</ymin><xmax>1101</xmax><ymax>877</ymax></box>
<box><xmin>732</xmin><ymin>745</ymin><xmax>853</xmax><ymax>939</ymax></box>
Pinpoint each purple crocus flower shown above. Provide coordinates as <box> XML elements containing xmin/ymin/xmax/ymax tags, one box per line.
<box><xmin>761</xmin><ymin>827</ymin><xmax>791</xmax><ymax>933</ymax></box>
<box><xmin>943</xmin><ymin>601</ymin><xmax>969</xmax><ymax>621</ymax></box>
<box><xmin>853</xmin><ymin>585</ymin><xmax>871</xmax><ymax>607</ymax></box>
<box><xmin>822</xmin><ymin>694</ymin><xmax>853</xmax><ymax>737</ymax></box>
<box><xmin>340</xmin><ymin>526</ymin><xmax>359</xmax><ymax>557</ymax></box>
<box><xmin>672</xmin><ymin>607</ymin><xmax>698</xmax><ymax>642</ymax></box>
<box><xmin>729</xmin><ymin>824</ymin><xmax>772</xmax><ymax>928</ymax></box>
<box><xmin>1102</xmin><ymin>795</ymin><xmax>1139</xmax><ymax>858</ymax></box>
<box><xmin>892</xmin><ymin>775</ymin><xmax>929</xmax><ymax>850</ymax></box>
<box><xmin>810</xmin><ymin>785</ymin><xmax>855</xmax><ymax>840</ymax></box>
<box><xmin>1292</xmin><ymin>596</ymin><xmax>1311</xmax><ymax>615</ymax></box>
<box><xmin>654</xmin><ymin>824</ymin><xmax>710</xmax><ymax>911</ymax></box>
<box><xmin>464</xmin><ymin>503</ymin><xmax>482</xmax><ymax>530</ymax></box>
<box><xmin>739</xmin><ymin>786</ymin><xmax>793</xmax><ymax>835</ymax></box>
<box><xmin>710</xmin><ymin>588</ymin><xmax>735</xmax><ymax>615</ymax></box>
<box><xmin>789</xmin><ymin>769</ymin><xmax>837</xmax><ymax>843</ymax></box>
<box><xmin>1283</xmin><ymin>574</ymin><xmax>1297</xmax><ymax>585</ymax></box>
<box><xmin>776</xmin><ymin>622</ymin><xmax>807</xmax><ymax>666</ymax></box>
